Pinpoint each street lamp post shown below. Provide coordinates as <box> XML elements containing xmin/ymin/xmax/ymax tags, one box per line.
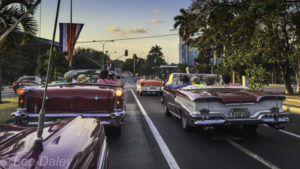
<box><xmin>93</xmin><ymin>40</ymin><xmax>114</xmax><ymax>70</ymax></box>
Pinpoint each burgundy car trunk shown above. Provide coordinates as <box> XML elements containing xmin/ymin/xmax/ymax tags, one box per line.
<box><xmin>26</xmin><ymin>85</ymin><xmax>114</xmax><ymax>114</ymax></box>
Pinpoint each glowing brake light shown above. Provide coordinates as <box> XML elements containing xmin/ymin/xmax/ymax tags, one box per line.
<box><xmin>16</xmin><ymin>88</ymin><xmax>25</xmax><ymax>95</ymax></box>
<box><xmin>115</xmin><ymin>89</ymin><xmax>123</xmax><ymax>97</ymax></box>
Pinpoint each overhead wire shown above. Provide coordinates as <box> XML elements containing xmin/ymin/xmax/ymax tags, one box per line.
<box><xmin>77</xmin><ymin>33</ymin><xmax>178</xmax><ymax>43</ymax></box>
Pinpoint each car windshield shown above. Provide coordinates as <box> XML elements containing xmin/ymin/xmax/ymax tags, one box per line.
<box><xmin>19</xmin><ymin>77</ymin><xmax>36</xmax><ymax>82</ymax></box>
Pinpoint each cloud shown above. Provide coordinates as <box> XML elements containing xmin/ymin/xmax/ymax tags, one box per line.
<box><xmin>106</xmin><ymin>25</ymin><xmax>122</xmax><ymax>32</ymax></box>
<box><xmin>149</xmin><ymin>19</ymin><xmax>164</xmax><ymax>24</ymax></box>
<box><xmin>125</xmin><ymin>27</ymin><xmax>146</xmax><ymax>33</ymax></box>
<box><xmin>153</xmin><ymin>9</ymin><xmax>160</xmax><ymax>13</ymax></box>
<box><xmin>106</xmin><ymin>26</ymin><xmax>147</xmax><ymax>34</ymax></box>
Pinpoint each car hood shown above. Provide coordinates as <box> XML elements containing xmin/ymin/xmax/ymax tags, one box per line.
<box><xmin>0</xmin><ymin>116</ymin><xmax>105</xmax><ymax>169</ymax></box>
<box><xmin>179</xmin><ymin>87</ymin><xmax>285</xmax><ymax>103</ymax></box>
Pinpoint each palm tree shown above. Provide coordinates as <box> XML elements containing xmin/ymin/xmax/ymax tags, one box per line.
<box><xmin>0</xmin><ymin>0</ymin><xmax>38</xmax><ymax>103</ymax></box>
<box><xmin>174</xmin><ymin>8</ymin><xmax>195</xmax><ymax>66</ymax></box>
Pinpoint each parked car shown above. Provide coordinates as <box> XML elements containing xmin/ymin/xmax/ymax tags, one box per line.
<box><xmin>162</xmin><ymin>73</ymin><xmax>289</xmax><ymax>132</ymax></box>
<box><xmin>0</xmin><ymin>117</ymin><xmax>109</xmax><ymax>169</ymax></box>
<box><xmin>12</xmin><ymin>76</ymin><xmax>43</xmax><ymax>93</ymax></box>
<box><xmin>137</xmin><ymin>79</ymin><xmax>164</xmax><ymax>96</ymax></box>
<box><xmin>11</xmin><ymin>70</ymin><xmax>126</xmax><ymax>137</ymax></box>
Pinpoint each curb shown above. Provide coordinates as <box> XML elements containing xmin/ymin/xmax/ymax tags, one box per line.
<box><xmin>283</xmin><ymin>99</ymin><xmax>300</xmax><ymax>106</ymax></box>
<box><xmin>282</xmin><ymin>105</ymin><xmax>300</xmax><ymax>115</ymax></box>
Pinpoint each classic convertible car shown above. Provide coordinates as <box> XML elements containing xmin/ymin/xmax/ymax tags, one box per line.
<box><xmin>11</xmin><ymin>71</ymin><xmax>126</xmax><ymax>136</ymax></box>
<box><xmin>162</xmin><ymin>73</ymin><xmax>289</xmax><ymax>132</ymax></box>
<box><xmin>0</xmin><ymin>117</ymin><xmax>108</xmax><ymax>169</ymax></box>
<box><xmin>12</xmin><ymin>76</ymin><xmax>43</xmax><ymax>93</ymax></box>
<box><xmin>137</xmin><ymin>79</ymin><xmax>164</xmax><ymax>96</ymax></box>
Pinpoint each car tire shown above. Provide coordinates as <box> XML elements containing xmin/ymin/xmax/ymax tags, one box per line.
<box><xmin>165</xmin><ymin>106</ymin><xmax>171</xmax><ymax>116</ymax></box>
<box><xmin>181</xmin><ymin>113</ymin><xmax>192</xmax><ymax>131</ymax></box>
<box><xmin>243</xmin><ymin>124</ymin><xmax>258</xmax><ymax>133</ymax></box>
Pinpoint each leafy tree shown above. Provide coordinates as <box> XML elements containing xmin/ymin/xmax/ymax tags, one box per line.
<box><xmin>174</xmin><ymin>8</ymin><xmax>197</xmax><ymax>66</ymax></box>
<box><xmin>0</xmin><ymin>0</ymin><xmax>38</xmax><ymax>103</ymax></box>
<box><xmin>145</xmin><ymin>45</ymin><xmax>167</xmax><ymax>74</ymax></box>
<box><xmin>36</xmin><ymin>47</ymin><xmax>68</xmax><ymax>81</ymax></box>
<box><xmin>188</xmin><ymin>0</ymin><xmax>300</xmax><ymax>93</ymax></box>
<box><xmin>72</xmin><ymin>48</ymin><xmax>105</xmax><ymax>69</ymax></box>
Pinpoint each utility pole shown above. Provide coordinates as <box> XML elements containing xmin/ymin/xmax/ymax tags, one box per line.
<box><xmin>69</xmin><ymin>0</ymin><xmax>73</xmax><ymax>68</ymax></box>
<box><xmin>133</xmin><ymin>54</ymin><xmax>137</xmax><ymax>77</ymax></box>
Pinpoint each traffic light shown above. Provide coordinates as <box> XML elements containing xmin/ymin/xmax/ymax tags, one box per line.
<box><xmin>125</xmin><ymin>49</ymin><xmax>128</xmax><ymax>56</ymax></box>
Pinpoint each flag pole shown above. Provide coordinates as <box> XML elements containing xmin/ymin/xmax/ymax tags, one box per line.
<box><xmin>69</xmin><ymin>0</ymin><xmax>73</xmax><ymax>68</ymax></box>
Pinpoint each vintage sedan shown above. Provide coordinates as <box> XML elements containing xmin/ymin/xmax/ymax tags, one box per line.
<box><xmin>0</xmin><ymin>117</ymin><xmax>108</xmax><ymax>169</ymax></box>
<box><xmin>136</xmin><ymin>79</ymin><xmax>164</xmax><ymax>96</ymax></box>
<box><xmin>162</xmin><ymin>73</ymin><xmax>289</xmax><ymax>132</ymax></box>
<box><xmin>11</xmin><ymin>72</ymin><xmax>126</xmax><ymax>136</ymax></box>
<box><xmin>12</xmin><ymin>76</ymin><xmax>43</xmax><ymax>93</ymax></box>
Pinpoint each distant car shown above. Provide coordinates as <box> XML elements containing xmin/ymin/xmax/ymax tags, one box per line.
<box><xmin>12</xmin><ymin>70</ymin><xmax>126</xmax><ymax>137</ymax></box>
<box><xmin>12</xmin><ymin>76</ymin><xmax>42</xmax><ymax>93</ymax></box>
<box><xmin>137</xmin><ymin>79</ymin><xmax>164</xmax><ymax>96</ymax></box>
<box><xmin>162</xmin><ymin>73</ymin><xmax>289</xmax><ymax>132</ymax></box>
<box><xmin>0</xmin><ymin>117</ymin><xmax>109</xmax><ymax>169</ymax></box>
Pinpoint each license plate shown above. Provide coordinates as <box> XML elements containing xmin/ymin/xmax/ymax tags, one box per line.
<box><xmin>150</xmin><ymin>87</ymin><xmax>156</xmax><ymax>89</ymax></box>
<box><xmin>228</xmin><ymin>108</ymin><xmax>250</xmax><ymax>118</ymax></box>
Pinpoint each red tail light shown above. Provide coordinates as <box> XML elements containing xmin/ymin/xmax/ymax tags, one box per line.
<box><xmin>17</xmin><ymin>88</ymin><xmax>25</xmax><ymax>95</ymax></box>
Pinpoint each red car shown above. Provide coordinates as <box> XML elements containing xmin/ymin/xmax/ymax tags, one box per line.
<box><xmin>11</xmin><ymin>78</ymin><xmax>126</xmax><ymax>136</ymax></box>
<box><xmin>0</xmin><ymin>117</ymin><xmax>108</xmax><ymax>169</ymax></box>
<box><xmin>136</xmin><ymin>79</ymin><xmax>164</xmax><ymax>96</ymax></box>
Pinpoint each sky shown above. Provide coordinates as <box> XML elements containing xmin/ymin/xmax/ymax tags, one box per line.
<box><xmin>36</xmin><ymin>0</ymin><xmax>191</xmax><ymax>64</ymax></box>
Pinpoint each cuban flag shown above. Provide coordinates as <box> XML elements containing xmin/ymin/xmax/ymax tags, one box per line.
<box><xmin>59</xmin><ymin>23</ymin><xmax>84</xmax><ymax>60</ymax></box>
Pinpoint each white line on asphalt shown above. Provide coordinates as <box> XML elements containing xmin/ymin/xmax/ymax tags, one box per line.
<box><xmin>262</xmin><ymin>124</ymin><xmax>300</xmax><ymax>139</ymax></box>
<box><xmin>130</xmin><ymin>89</ymin><xmax>180</xmax><ymax>169</ymax></box>
<box><xmin>278</xmin><ymin>129</ymin><xmax>300</xmax><ymax>139</ymax></box>
<box><xmin>227</xmin><ymin>139</ymin><xmax>280</xmax><ymax>169</ymax></box>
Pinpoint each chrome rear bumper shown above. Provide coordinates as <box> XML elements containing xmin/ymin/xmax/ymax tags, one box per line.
<box><xmin>192</xmin><ymin>113</ymin><xmax>289</xmax><ymax>126</ymax></box>
<box><xmin>11</xmin><ymin>110</ymin><xmax>126</xmax><ymax>127</ymax></box>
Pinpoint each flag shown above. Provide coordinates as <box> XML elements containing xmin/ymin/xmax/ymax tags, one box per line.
<box><xmin>59</xmin><ymin>23</ymin><xmax>84</xmax><ymax>60</ymax></box>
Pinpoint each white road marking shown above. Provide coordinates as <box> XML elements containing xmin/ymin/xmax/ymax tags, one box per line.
<box><xmin>130</xmin><ymin>89</ymin><xmax>180</xmax><ymax>169</ymax></box>
<box><xmin>262</xmin><ymin>124</ymin><xmax>300</xmax><ymax>139</ymax></box>
<box><xmin>278</xmin><ymin>129</ymin><xmax>300</xmax><ymax>139</ymax></box>
<box><xmin>227</xmin><ymin>139</ymin><xmax>280</xmax><ymax>169</ymax></box>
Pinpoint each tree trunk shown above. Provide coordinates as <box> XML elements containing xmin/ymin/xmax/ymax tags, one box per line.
<box><xmin>186</xmin><ymin>43</ymin><xmax>189</xmax><ymax>66</ymax></box>
<box><xmin>0</xmin><ymin>63</ymin><xmax>2</xmax><ymax>103</ymax></box>
<box><xmin>280</xmin><ymin>62</ymin><xmax>293</xmax><ymax>95</ymax></box>
<box><xmin>232</xmin><ymin>71</ymin><xmax>236</xmax><ymax>84</ymax></box>
<box><xmin>296</xmin><ymin>71</ymin><xmax>300</xmax><ymax>95</ymax></box>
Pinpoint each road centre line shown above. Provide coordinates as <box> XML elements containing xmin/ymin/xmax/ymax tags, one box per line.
<box><xmin>130</xmin><ymin>89</ymin><xmax>180</xmax><ymax>169</ymax></box>
<box><xmin>262</xmin><ymin>124</ymin><xmax>300</xmax><ymax>139</ymax></box>
<box><xmin>227</xmin><ymin>139</ymin><xmax>280</xmax><ymax>169</ymax></box>
<box><xmin>278</xmin><ymin>129</ymin><xmax>300</xmax><ymax>139</ymax></box>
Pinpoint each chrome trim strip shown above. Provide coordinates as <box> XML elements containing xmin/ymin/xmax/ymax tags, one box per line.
<box><xmin>169</xmin><ymin>111</ymin><xmax>181</xmax><ymax>119</ymax></box>
<box><xmin>141</xmin><ymin>89</ymin><xmax>161</xmax><ymax>92</ymax></box>
<box><xmin>97</xmin><ymin>137</ymin><xmax>107</xmax><ymax>169</ymax></box>
<box><xmin>12</xmin><ymin>111</ymin><xmax>126</xmax><ymax>118</ymax></box>
<box><xmin>225</xmin><ymin>102</ymin><xmax>256</xmax><ymax>106</ymax></box>
<box><xmin>163</xmin><ymin>90</ymin><xmax>172</xmax><ymax>96</ymax></box>
<box><xmin>100</xmin><ymin>121</ymin><xmax>110</xmax><ymax>125</ymax></box>
<box><xmin>26</xmin><ymin>113</ymin><xmax>111</xmax><ymax>117</ymax></box>
<box><xmin>194</xmin><ymin>119</ymin><xmax>226</xmax><ymax>125</ymax></box>
<box><xmin>28</xmin><ymin>121</ymin><xmax>53</xmax><ymax>125</ymax></box>
<box><xmin>257</xmin><ymin>95</ymin><xmax>285</xmax><ymax>102</ymax></box>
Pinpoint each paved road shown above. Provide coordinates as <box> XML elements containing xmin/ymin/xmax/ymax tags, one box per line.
<box><xmin>108</xmin><ymin>78</ymin><xmax>300</xmax><ymax>169</ymax></box>
<box><xmin>1</xmin><ymin>86</ymin><xmax>16</xmax><ymax>98</ymax></box>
